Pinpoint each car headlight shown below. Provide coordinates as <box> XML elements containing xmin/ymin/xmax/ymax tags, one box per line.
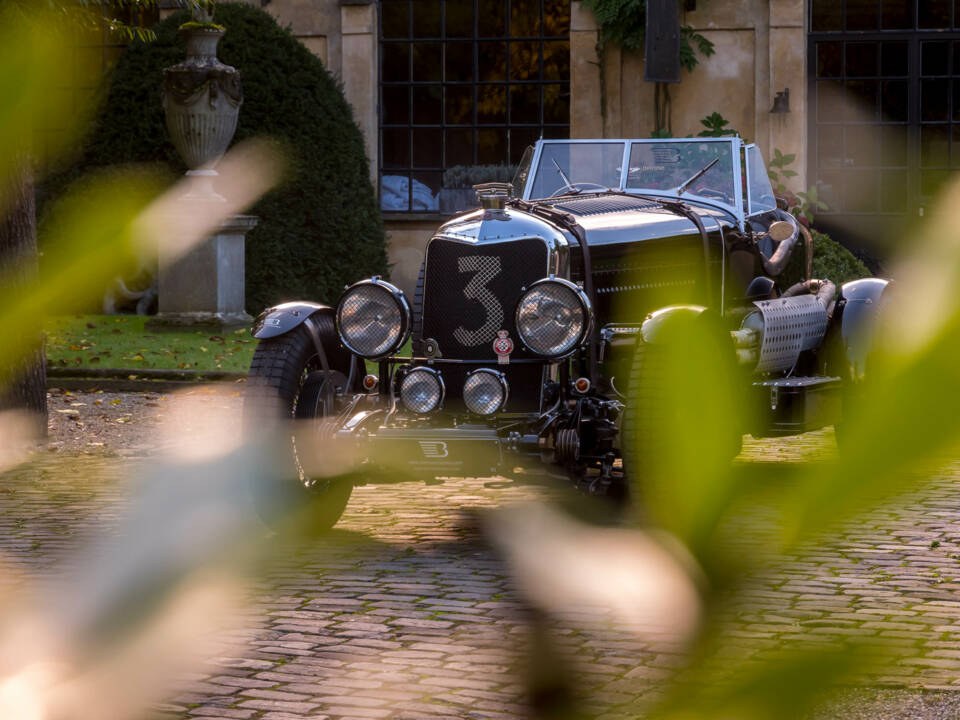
<box><xmin>463</xmin><ymin>368</ymin><xmax>508</xmax><ymax>415</ymax></box>
<box><xmin>336</xmin><ymin>278</ymin><xmax>411</xmax><ymax>358</ymax></box>
<box><xmin>515</xmin><ymin>277</ymin><xmax>591</xmax><ymax>358</ymax></box>
<box><xmin>400</xmin><ymin>367</ymin><xmax>445</xmax><ymax>414</ymax></box>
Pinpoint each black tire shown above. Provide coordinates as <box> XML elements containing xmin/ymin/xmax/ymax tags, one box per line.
<box><xmin>620</xmin><ymin>319</ymin><xmax>742</xmax><ymax>523</ymax></box>
<box><xmin>245</xmin><ymin>314</ymin><xmax>355</xmax><ymax>534</ymax></box>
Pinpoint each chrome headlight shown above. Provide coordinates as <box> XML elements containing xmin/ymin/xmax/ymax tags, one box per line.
<box><xmin>336</xmin><ymin>278</ymin><xmax>411</xmax><ymax>358</ymax></box>
<box><xmin>515</xmin><ymin>278</ymin><xmax>591</xmax><ymax>358</ymax></box>
<box><xmin>400</xmin><ymin>366</ymin><xmax>444</xmax><ymax>414</ymax></box>
<box><xmin>463</xmin><ymin>368</ymin><xmax>508</xmax><ymax>415</ymax></box>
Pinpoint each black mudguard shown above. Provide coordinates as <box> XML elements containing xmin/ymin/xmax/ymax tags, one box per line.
<box><xmin>827</xmin><ymin>278</ymin><xmax>891</xmax><ymax>384</ymax></box>
<box><xmin>251</xmin><ymin>301</ymin><xmax>332</xmax><ymax>340</ymax></box>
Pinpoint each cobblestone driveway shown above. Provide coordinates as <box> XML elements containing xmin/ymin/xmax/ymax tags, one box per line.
<box><xmin>3</xmin><ymin>389</ymin><xmax>960</xmax><ymax>719</ymax></box>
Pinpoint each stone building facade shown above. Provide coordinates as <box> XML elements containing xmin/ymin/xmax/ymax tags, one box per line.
<box><xmin>140</xmin><ymin>1</ymin><xmax>959</xmax><ymax>287</ymax></box>
<box><xmin>227</xmin><ymin>0</ymin><xmax>808</xmax><ymax>295</ymax></box>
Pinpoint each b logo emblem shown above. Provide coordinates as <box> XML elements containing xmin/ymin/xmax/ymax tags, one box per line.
<box><xmin>453</xmin><ymin>255</ymin><xmax>503</xmax><ymax>347</ymax></box>
<box><xmin>418</xmin><ymin>440</ymin><xmax>449</xmax><ymax>458</ymax></box>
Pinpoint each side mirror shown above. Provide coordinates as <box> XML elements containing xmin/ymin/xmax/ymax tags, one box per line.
<box><xmin>767</xmin><ymin>220</ymin><xmax>794</xmax><ymax>243</ymax></box>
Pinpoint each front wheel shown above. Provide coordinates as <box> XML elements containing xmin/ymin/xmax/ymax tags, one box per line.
<box><xmin>620</xmin><ymin>321</ymin><xmax>742</xmax><ymax>524</ymax></box>
<box><xmin>244</xmin><ymin>316</ymin><xmax>356</xmax><ymax>534</ymax></box>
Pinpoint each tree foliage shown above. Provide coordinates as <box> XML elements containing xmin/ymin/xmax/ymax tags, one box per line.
<box><xmin>581</xmin><ymin>0</ymin><xmax>715</xmax><ymax>71</ymax></box>
<box><xmin>42</xmin><ymin>3</ymin><xmax>387</xmax><ymax>312</ymax></box>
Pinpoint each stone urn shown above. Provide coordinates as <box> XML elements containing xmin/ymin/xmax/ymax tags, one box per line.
<box><xmin>162</xmin><ymin>24</ymin><xmax>243</xmax><ymax>200</ymax></box>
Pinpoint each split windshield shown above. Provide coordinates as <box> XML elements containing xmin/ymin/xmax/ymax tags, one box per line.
<box><xmin>525</xmin><ymin>139</ymin><xmax>740</xmax><ymax>212</ymax></box>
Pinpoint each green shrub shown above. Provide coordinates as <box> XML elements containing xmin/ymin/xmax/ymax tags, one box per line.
<box><xmin>779</xmin><ymin>228</ymin><xmax>871</xmax><ymax>289</ymax></box>
<box><xmin>41</xmin><ymin>3</ymin><xmax>387</xmax><ymax>312</ymax></box>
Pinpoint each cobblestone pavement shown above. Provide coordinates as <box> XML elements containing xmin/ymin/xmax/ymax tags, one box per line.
<box><xmin>2</xmin><ymin>389</ymin><xmax>960</xmax><ymax>719</ymax></box>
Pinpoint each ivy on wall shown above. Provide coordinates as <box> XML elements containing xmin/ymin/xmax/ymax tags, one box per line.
<box><xmin>580</xmin><ymin>0</ymin><xmax>715</xmax><ymax>135</ymax></box>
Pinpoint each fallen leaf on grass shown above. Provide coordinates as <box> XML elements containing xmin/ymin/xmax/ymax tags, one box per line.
<box><xmin>110</xmin><ymin>399</ymin><xmax>122</xmax><ymax>406</ymax></box>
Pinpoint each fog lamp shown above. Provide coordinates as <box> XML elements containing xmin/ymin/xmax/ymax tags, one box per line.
<box><xmin>463</xmin><ymin>368</ymin><xmax>508</xmax><ymax>415</ymax></box>
<box><xmin>400</xmin><ymin>367</ymin><xmax>445</xmax><ymax>414</ymax></box>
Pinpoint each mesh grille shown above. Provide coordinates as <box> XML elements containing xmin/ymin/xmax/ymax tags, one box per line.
<box><xmin>577</xmin><ymin>237</ymin><xmax>716</xmax><ymax>323</ymax></box>
<box><xmin>422</xmin><ymin>238</ymin><xmax>549</xmax><ymax>360</ymax></box>
<box><xmin>546</xmin><ymin>194</ymin><xmax>665</xmax><ymax>216</ymax></box>
<box><xmin>421</xmin><ymin>237</ymin><xmax>549</xmax><ymax>409</ymax></box>
<box><xmin>754</xmin><ymin>295</ymin><xmax>828</xmax><ymax>373</ymax></box>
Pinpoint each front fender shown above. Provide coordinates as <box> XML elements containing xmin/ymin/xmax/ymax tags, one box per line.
<box><xmin>828</xmin><ymin>278</ymin><xmax>892</xmax><ymax>384</ymax></box>
<box><xmin>640</xmin><ymin>305</ymin><xmax>709</xmax><ymax>344</ymax></box>
<box><xmin>251</xmin><ymin>301</ymin><xmax>333</xmax><ymax>339</ymax></box>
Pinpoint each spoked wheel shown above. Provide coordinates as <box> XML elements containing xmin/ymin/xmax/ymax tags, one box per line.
<box><xmin>245</xmin><ymin>315</ymin><xmax>357</xmax><ymax>534</ymax></box>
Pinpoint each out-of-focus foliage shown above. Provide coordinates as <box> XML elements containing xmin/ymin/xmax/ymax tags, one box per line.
<box><xmin>3</xmin><ymin>4</ymin><xmax>960</xmax><ymax>719</ymax></box>
<box><xmin>0</xmin><ymin>5</ymin><xmax>92</xmax><ymax>190</ymax></box>
<box><xmin>5</xmin><ymin>0</ymin><xmax>161</xmax><ymax>42</ymax></box>
<box><xmin>0</xmin><ymin>7</ymin><xmax>284</xmax><ymax>719</ymax></box>
<box><xmin>42</xmin><ymin>3</ymin><xmax>387</xmax><ymax>312</ymax></box>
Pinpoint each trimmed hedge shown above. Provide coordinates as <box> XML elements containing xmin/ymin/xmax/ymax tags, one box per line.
<box><xmin>779</xmin><ymin>227</ymin><xmax>871</xmax><ymax>290</ymax></box>
<box><xmin>42</xmin><ymin>3</ymin><xmax>387</xmax><ymax>312</ymax></box>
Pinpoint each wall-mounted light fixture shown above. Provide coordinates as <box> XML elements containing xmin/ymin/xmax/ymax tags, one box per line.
<box><xmin>770</xmin><ymin>88</ymin><xmax>790</xmax><ymax>114</ymax></box>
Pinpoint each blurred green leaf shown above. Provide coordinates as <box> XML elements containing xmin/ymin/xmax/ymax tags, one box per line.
<box><xmin>0</xmin><ymin>6</ymin><xmax>93</xmax><ymax>190</ymax></box>
<box><xmin>0</xmin><ymin>168</ymin><xmax>163</xmax><ymax>381</ymax></box>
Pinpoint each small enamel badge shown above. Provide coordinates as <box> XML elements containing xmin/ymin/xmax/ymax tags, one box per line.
<box><xmin>492</xmin><ymin>330</ymin><xmax>514</xmax><ymax>365</ymax></box>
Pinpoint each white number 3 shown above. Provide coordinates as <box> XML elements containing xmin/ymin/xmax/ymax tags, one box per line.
<box><xmin>453</xmin><ymin>255</ymin><xmax>503</xmax><ymax>347</ymax></box>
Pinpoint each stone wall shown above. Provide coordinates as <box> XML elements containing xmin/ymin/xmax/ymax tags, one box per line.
<box><xmin>570</xmin><ymin>0</ymin><xmax>807</xmax><ymax>192</ymax></box>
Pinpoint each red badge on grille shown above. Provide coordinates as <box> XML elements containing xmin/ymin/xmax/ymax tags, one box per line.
<box><xmin>492</xmin><ymin>330</ymin><xmax>513</xmax><ymax>365</ymax></box>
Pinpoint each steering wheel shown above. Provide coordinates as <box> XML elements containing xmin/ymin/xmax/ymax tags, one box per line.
<box><xmin>549</xmin><ymin>181</ymin><xmax>609</xmax><ymax>198</ymax></box>
<box><xmin>692</xmin><ymin>186</ymin><xmax>730</xmax><ymax>202</ymax></box>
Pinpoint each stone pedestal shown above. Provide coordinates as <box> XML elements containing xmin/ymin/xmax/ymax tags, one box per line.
<box><xmin>152</xmin><ymin>214</ymin><xmax>257</xmax><ymax>328</ymax></box>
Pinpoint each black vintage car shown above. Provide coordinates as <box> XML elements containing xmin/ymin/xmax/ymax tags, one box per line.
<box><xmin>246</xmin><ymin>137</ymin><xmax>889</xmax><ymax>529</ymax></box>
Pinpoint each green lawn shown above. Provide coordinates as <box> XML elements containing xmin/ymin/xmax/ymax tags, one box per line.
<box><xmin>45</xmin><ymin>315</ymin><xmax>255</xmax><ymax>372</ymax></box>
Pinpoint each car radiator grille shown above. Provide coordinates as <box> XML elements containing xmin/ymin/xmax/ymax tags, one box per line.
<box><xmin>421</xmin><ymin>237</ymin><xmax>549</xmax><ymax>410</ymax></box>
<box><xmin>575</xmin><ymin>238</ymin><xmax>720</xmax><ymax>323</ymax></box>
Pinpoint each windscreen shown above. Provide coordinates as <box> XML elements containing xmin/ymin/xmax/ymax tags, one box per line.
<box><xmin>746</xmin><ymin>145</ymin><xmax>777</xmax><ymax>214</ymax></box>
<box><xmin>527</xmin><ymin>142</ymin><xmax>626</xmax><ymax>199</ymax></box>
<box><xmin>625</xmin><ymin>141</ymin><xmax>737</xmax><ymax>207</ymax></box>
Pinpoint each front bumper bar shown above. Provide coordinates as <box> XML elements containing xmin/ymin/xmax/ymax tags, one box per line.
<box><xmin>335</xmin><ymin>421</ymin><xmax>542</xmax><ymax>477</ymax></box>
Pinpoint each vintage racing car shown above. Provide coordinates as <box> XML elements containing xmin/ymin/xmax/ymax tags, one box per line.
<box><xmin>245</xmin><ymin>137</ymin><xmax>889</xmax><ymax>529</ymax></box>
